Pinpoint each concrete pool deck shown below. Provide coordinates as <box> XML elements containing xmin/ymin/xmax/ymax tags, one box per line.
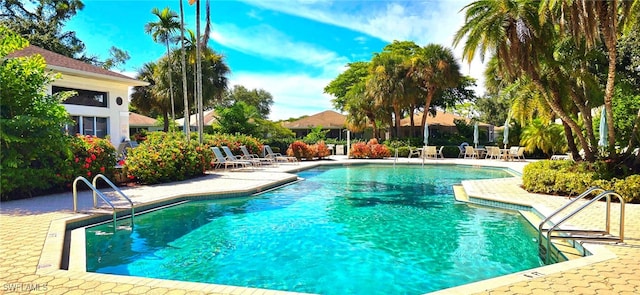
<box><xmin>1</xmin><ymin>157</ymin><xmax>639</xmax><ymax>294</ymax></box>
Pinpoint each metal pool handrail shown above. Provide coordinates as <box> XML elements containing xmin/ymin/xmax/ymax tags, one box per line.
<box><xmin>73</xmin><ymin>176</ymin><xmax>117</xmax><ymax>228</ymax></box>
<box><xmin>538</xmin><ymin>186</ymin><xmax>626</xmax><ymax>263</ymax></box>
<box><xmin>93</xmin><ymin>174</ymin><xmax>134</xmax><ymax>227</ymax></box>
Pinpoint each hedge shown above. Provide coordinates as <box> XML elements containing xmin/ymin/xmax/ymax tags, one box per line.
<box><xmin>522</xmin><ymin>160</ymin><xmax>639</xmax><ymax>203</ymax></box>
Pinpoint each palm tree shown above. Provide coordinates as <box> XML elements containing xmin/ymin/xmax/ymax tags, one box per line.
<box><xmin>539</xmin><ymin>0</ymin><xmax>638</xmax><ymax>152</ymax></box>
<box><xmin>145</xmin><ymin>7</ymin><xmax>180</xmax><ymax>129</ymax></box>
<box><xmin>179</xmin><ymin>0</ymin><xmax>190</xmax><ymax>139</ymax></box>
<box><xmin>520</xmin><ymin>118</ymin><xmax>567</xmax><ymax>157</ymax></box>
<box><xmin>368</xmin><ymin>51</ymin><xmax>408</xmax><ymax>137</ymax></box>
<box><xmin>453</xmin><ymin>0</ymin><xmax>596</xmax><ymax>161</ymax></box>
<box><xmin>407</xmin><ymin>44</ymin><xmax>462</xmax><ymax>135</ymax></box>
<box><xmin>131</xmin><ymin>62</ymin><xmax>172</xmax><ymax>131</ymax></box>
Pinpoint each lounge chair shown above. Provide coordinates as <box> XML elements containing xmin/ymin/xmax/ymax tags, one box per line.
<box><xmin>464</xmin><ymin>145</ymin><xmax>477</xmax><ymax>159</ymax></box>
<box><xmin>335</xmin><ymin>144</ymin><xmax>345</xmax><ymax>155</ymax></box>
<box><xmin>263</xmin><ymin>145</ymin><xmax>298</xmax><ymax>163</ymax></box>
<box><xmin>240</xmin><ymin>145</ymin><xmax>275</xmax><ymax>166</ymax></box>
<box><xmin>485</xmin><ymin>146</ymin><xmax>501</xmax><ymax>159</ymax></box>
<box><xmin>211</xmin><ymin>147</ymin><xmax>250</xmax><ymax>170</ymax></box>
<box><xmin>115</xmin><ymin>141</ymin><xmax>135</xmax><ymax>163</ymax></box>
<box><xmin>436</xmin><ymin>146</ymin><xmax>445</xmax><ymax>159</ymax></box>
<box><xmin>458</xmin><ymin>142</ymin><xmax>469</xmax><ymax>158</ymax></box>
<box><xmin>422</xmin><ymin>146</ymin><xmax>437</xmax><ymax>159</ymax></box>
<box><xmin>513</xmin><ymin>147</ymin><xmax>526</xmax><ymax>161</ymax></box>
<box><xmin>222</xmin><ymin>146</ymin><xmax>259</xmax><ymax>167</ymax></box>
<box><xmin>408</xmin><ymin>146</ymin><xmax>423</xmax><ymax>158</ymax></box>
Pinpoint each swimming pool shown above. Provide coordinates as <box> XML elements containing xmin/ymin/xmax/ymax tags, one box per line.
<box><xmin>86</xmin><ymin>164</ymin><xmax>543</xmax><ymax>294</ymax></box>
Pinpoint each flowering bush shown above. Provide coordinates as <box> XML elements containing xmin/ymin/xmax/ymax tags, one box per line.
<box><xmin>69</xmin><ymin>135</ymin><xmax>117</xmax><ymax>180</ymax></box>
<box><xmin>287</xmin><ymin>140</ymin><xmax>312</xmax><ymax>160</ymax></box>
<box><xmin>126</xmin><ymin>132</ymin><xmax>213</xmax><ymax>184</ymax></box>
<box><xmin>370</xmin><ymin>143</ymin><xmax>391</xmax><ymax>158</ymax></box>
<box><xmin>349</xmin><ymin>139</ymin><xmax>391</xmax><ymax>159</ymax></box>
<box><xmin>367</xmin><ymin>138</ymin><xmax>390</xmax><ymax>158</ymax></box>
<box><xmin>314</xmin><ymin>141</ymin><xmax>331</xmax><ymax>159</ymax></box>
<box><xmin>350</xmin><ymin>142</ymin><xmax>370</xmax><ymax>159</ymax></box>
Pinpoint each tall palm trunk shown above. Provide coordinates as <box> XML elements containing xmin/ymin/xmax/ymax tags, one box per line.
<box><xmin>420</xmin><ymin>87</ymin><xmax>435</xmax><ymax>137</ymax></box>
<box><xmin>180</xmin><ymin>0</ymin><xmax>189</xmax><ymax>139</ymax></box>
<box><xmin>598</xmin><ymin>1</ymin><xmax>619</xmax><ymax>154</ymax></box>
<box><xmin>392</xmin><ymin>103</ymin><xmax>401</xmax><ymax>138</ymax></box>
<box><xmin>196</xmin><ymin>0</ymin><xmax>204</xmax><ymax>143</ymax></box>
<box><xmin>530</xmin><ymin>73</ymin><xmax>594</xmax><ymax>161</ymax></box>
<box><xmin>165</xmin><ymin>39</ymin><xmax>175</xmax><ymax>130</ymax></box>
<box><xmin>562</xmin><ymin>121</ymin><xmax>580</xmax><ymax>159</ymax></box>
<box><xmin>409</xmin><ymin>105</ymin><xmax>415</xmax><ymax>138</ymax></box>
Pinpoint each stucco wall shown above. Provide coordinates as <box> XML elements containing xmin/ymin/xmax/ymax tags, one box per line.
<box><xmin>47</xmin><ymin>73</ymin><xmax>132</xmax><ymax>147</ymax></box>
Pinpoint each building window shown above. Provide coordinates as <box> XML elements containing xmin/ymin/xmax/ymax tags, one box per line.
<box><xmin>65</xmin><ymin>116</ymin><xmax>109</xmax><ymax>138</ymax></box>
<box><xmin>52</xmin><ymin>86</ymin><xmax>108</xmax><ymax>108</ymax></box>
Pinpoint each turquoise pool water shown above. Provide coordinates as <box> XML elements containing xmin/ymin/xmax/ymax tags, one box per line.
<box><xmin>86</xmin><ymin>164</ymin><xmax>543</xmax><ymax>294</ymax></box>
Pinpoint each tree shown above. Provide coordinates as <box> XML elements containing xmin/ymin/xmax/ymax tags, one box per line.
<box><xmin>213</xmin><ymin>102</ymin><xmax>258</xmax><ymax>136</ymax></box>
<box><xmin>453</xmin><ymin>0</ymin><xmax>598</xmax><ymax>161</ymax></box>
<box><xmin>475</xmin><ymin>95</ymin><xmax>511</xmax><ymax>126</ymax></box>
<box><xmin>368</xmin><ymin>50</ymin><xmax>408</xmax><ymax>137</ymax></box>
<box><xmin>179</xmin><ymin>0</ymin><xmax>189</xmax><ymax>138</ymax></box>
<box><xmin>255</xmin><ymin>118</ymin><xmax>295</xmax><ymax>139</ymax></box>
<box><xmin>223</xmin><ymin>85</ymin><xmax>274</xmax><ymax>119</ymax></box>
<box><xmin>131</xmin><ymin>62</ymin><xmax>170</xmax><ymax>132</ymax></box>
<box><xmin>145</xmin><ymin>7</ymin><xmax>180</xmax><ymax>127</ymax></box>
<box><xmin>0</xmin><ymin>26</ymin><xmax>73</xmax><ymax>198</ymax></box>
<box><xmin>325</xmin><ymin>61</ymin><xmax>370</xmax><ymax>112</ymax></box>
<box><xmin>520</xmin><ymin>118</ymin><xmax>567</xmax><ymax>157</ymax></box>
<box><xmin>132</xmin><ymin>46</ymin><xmax>230</xmax><ymax>132</ymax></box>
<box><xmin>0</xmin><ymin>0</ymin><xmax>85</xmax><ymax>59</ymax></box>
<box><xmin>0</xmin><ymin>0</ymin><xmax>129</xmax><ymax>69</ymax></box>
<box><xmin>99</xmin><ymin>46</ymin><xmax>130</xmax><ymax>70</ymax></box>
<box><xmin>539</xmin><ymin>0</ymin><xmax>638</xmax><ymax>153</ymax></box>
<box><xmin>407</xmin><ymin>44</ymin><xmax>463</xmax><ymax>134</ymax></box>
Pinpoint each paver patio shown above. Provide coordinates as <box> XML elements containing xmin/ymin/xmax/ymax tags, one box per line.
<box><xmin>1</xmin><ymin>157</ymin><xmax>638</xmax><ymax>294</ymax></box>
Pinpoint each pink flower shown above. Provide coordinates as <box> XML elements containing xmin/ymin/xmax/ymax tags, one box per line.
<box><xmin>74</xmin><ymin>157</ymin><xmax>79</xmax><ymax>163</ymax></box>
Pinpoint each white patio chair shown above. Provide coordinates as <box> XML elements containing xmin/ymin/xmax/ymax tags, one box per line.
<box><xmin>222</xmin><ymin>146</ymin><xmax>258</xmax><ymax>167</ymax></box>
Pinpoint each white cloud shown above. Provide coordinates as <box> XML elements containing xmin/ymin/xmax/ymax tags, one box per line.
<box><xmin>230</xmin><ymin>71</ymin><xmax>334</xmax><ymax>120</ymax></box>
<box><xmin>210</xmin><ymin>23</ymin><xmax>348</xmax><ymax>76</ymax></box>
<box><xmin>240</xmin><ymin>0</ymin><xmax>486</xmax><ymax>95</ymax></box>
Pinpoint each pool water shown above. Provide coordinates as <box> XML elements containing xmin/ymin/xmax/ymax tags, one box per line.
<box><xmin>86</xmin><ymin>165</ymin><xmax>543</xmax><ymax>294</ymax></box>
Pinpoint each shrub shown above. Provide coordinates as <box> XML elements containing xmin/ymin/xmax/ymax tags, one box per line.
<box><xmin>287</xmin><ymin>140</ymin><xmax>311</xmax><ymax>160</ymax></box>
<box><xmin>69</xmin><ymin>135</ymin><xmax>117</xmax><ymax>181</ymax></box>
<box><xmin>314</xmin><ymin>141</ymin><xmax>331</xmax><ymax>159</ymax></box>
<box><xmin>1</xmin><ymin>29</ymin><xmax>76</xmax><ymax>199</ymax></box>
<box><xmin>391</xmin><ymin>146</ymin><xmax>410</xmax><ymax>157</ymax></box>
<box><xmin>350</xmin><ymin>142</ymin><xmax>370</xmax><ymax>158</ymax></box>
<box><xmin>369</xmin><ymin>142</ymin><xmax>391</xmax><ymax>158</ymax></box>
<box><xmin>594</xmin><ymin>175</ymin><xmax>640</xmax><ymax>203</ymax></box>
<box><xmin>126</xmin><ymin>132</ymin><xmax>213</xmax><ymax>184</ymax></box>
<box><xmin>349</xmin><ymin>139</ymin><xmax>391</xmax><ymax>159</ymax></box>
<box><xmin>522</xmin><ymin>160</ymin><xmax>640</xmax><ymax>203</ymax></box>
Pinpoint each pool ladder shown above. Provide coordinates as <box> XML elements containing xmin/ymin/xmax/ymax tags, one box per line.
<box><xmin>72</xmin><ymin>174</ymin><xmax>135</xmax><ymax>229</ymax></box>
<box><xmin>537</xmin><ymin>186</ymin><xmax>625</xmax><ymax>264</ymax></box>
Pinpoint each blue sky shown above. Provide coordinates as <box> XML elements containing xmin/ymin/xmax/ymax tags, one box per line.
<box><xmin>65</xmin><ymin>0</ymin><xmax>483</xmax><ymax>120</ymax></box>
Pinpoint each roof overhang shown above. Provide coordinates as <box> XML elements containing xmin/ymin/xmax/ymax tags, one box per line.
<box><xmin>49</xmin><ymin>65</ymin><xmax>149</xmax><ymax>87</ymax></box>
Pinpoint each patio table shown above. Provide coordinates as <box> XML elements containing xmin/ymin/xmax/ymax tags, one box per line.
<box><xmin>500</xmin><ymin>149</ymin><xmax>513</xmax><ymax>161</ymax></box>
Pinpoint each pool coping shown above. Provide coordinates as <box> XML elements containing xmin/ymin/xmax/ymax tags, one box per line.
<box><xmin>35</xmin><ymin>160</ymin><xmax>618</xmax><ymax>295</ymax></box>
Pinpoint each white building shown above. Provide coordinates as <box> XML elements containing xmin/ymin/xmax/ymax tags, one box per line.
<box><xmin>8</xmin><ymin>45</ymin><xmax>148</xmax><ymax>147</ymax></box>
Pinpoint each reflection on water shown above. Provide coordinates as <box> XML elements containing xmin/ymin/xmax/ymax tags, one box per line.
<box><xmin>86</xmin><ymin>164</ymin><xmax>541</xmax><ymax>295</ymax></box>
